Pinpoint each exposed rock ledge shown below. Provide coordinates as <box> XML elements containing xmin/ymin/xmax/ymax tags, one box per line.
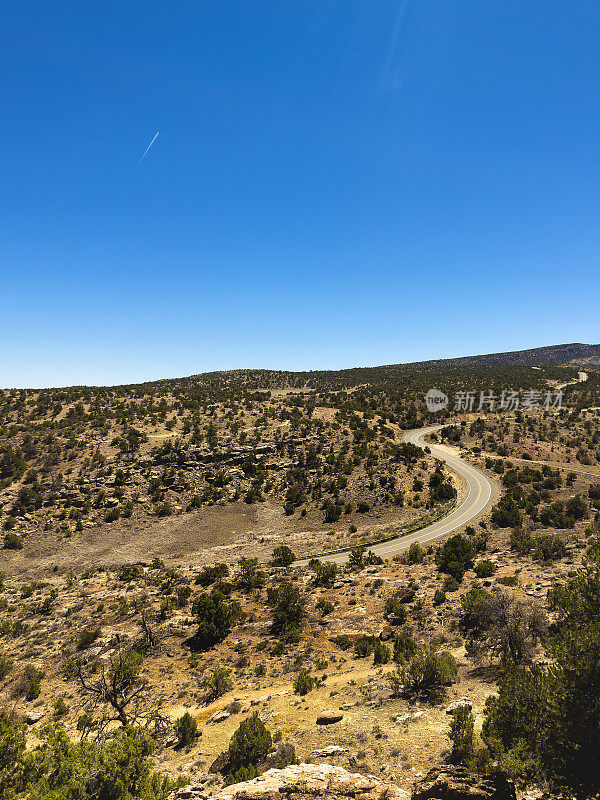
<box><xmin>170</xmin><ymin>764</ymin><xmax>519</xmax><ymax>800</ymax></box>
<box><xmin>170</xmin><ymin>763</ymin><xmax>410</xmax><ymax>800</ymax></box>
<box><xmin>411</xmin><ymin>766</ymin><xmax>517</xmax><ymax>800</ymax></box>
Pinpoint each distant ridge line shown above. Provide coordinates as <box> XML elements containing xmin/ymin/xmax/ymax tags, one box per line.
<box><xmin>185</xmin><ymin>342</ymin><xmax>600</xmax><ymax>379</ymax></box>
<box><xmin>8</xmin><ymin>343</ymin><xmax>599</xmax><ymax>391</ymax></box>
<box><xmin>397</xmin><ymin>342</ymin><xmax>600</xmax><ymax>369</ymax></box>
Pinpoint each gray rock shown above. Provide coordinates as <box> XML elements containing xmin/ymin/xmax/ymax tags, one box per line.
<box><xmin>445</xmin><ymin>698</ymin><xmax>472</xmax><ymax>714</ymax></box>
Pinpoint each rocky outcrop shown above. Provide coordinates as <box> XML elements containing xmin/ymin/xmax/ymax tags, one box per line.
<box><xmin>170</xmin><ymin>763</ymin><xmax>518</xmax><ymax>800</ymax></box>
<box><xmin>170</xmin><ymin>763</ymin><xmax>409</xmax><ymax>800</ymax></box>
<box><xmin>411</xmin><ymin>766</ymin><xmax>516</xmax><ymax>800</ymax></box>
<box><xmin>445</xmin><ymin>699</ymin><xmax>472</xmax><ymax>715</ymax></box>
<box><xmin>316</xmin><ymin>710</ymin><xmax>344</xmax><ymax>725</ymax></box>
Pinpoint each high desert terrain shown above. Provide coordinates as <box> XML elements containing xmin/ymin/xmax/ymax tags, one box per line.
<box><xmin>1</xmin><ymin>344</ymin><xmax>600</xmax><ymax>799</ymax></box>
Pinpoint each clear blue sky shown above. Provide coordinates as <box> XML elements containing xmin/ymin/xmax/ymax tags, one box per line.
<box><xmin>2</xmin><ymin>1</ymin><xmax>599</xmax><ymax>388</ymax></box>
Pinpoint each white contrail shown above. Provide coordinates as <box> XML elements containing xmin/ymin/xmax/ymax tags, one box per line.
<box><xmin>379</xmin><ymin>0</ymin><xmax>409</xmax><ymax>96</ymax></box>
<box><xmin>138</xmin><ymin>131</ymin><xmax>159</xmax><ymax>163</ymax></box>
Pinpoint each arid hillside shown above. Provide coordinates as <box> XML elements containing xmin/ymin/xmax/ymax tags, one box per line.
<box><xmin>0</xmin><ymin>359</ymin><xmax>599</xmax><ymax>799</ymax></box>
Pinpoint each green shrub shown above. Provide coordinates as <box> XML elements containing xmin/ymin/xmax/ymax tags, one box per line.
<box><xmin>474</xmin><ymin>560</ymin><xmax>497</xmax><ymax>578</ymax></box>
<box><xmin>449</xmin><ymin>705</ymin><xmax>475</xmax><ymax>764</ymax></box>
<box><xmin>118</xmin><ymin>563</ymin><xmax>143</xmax><ymax>582</ymax></box>
<box><xmin>53</xmin><ymin>696</ymin><xmax>69</xmax><ymax>717</ymax></box>
<box><xmin>404</xmin><ymin>543</ymin><xmax>425</xmax><ymax>564</ymax></box>
<box><xmin>497</xmin><ymin>575</ymin><xmax>518</xmax><ymax>587</ymax></box>
<box><xmin>433</xmin><ymin>589</ymin><xmax>446</xmax><ymax>605</ymax></box>
<box><xmin>224</xmin><ymin>765</ymin><xmax>259</xmax><ymax>787</ymax></box>
<box><xmin>348</xmin><ymin>545</ymin><xmax>366</xmax><ymax>569</ymax></box>
<box><xmin>270</xmin><ymin>545</ymin><xmax>296</xmax><ymax>568</ymax></box>
<box><xmin>0</xmin><ymin>712</ymin><xmax>185</xmax><ymax>797</ymax></box>
<box><xmin>227</xmin><ymin>712</ymin><xmax>272</xmax><ymax>773</ymax></box>
<box><xmin>176</xmin><ymin>584</ymin><xmax>192</xmax><ymax>607</ymax></box>
<box><xmin>393</xmin><ymin>631</ymin><xmax>418</xmax><ymax>663</ymax></box>
<box><xmin>443</xmin><ymin>576</ymin><xmax>460</xmax><ymax>592</ymax></box>
<box><xmin>191</xmin><ymin>590</ymin><xmax>243</xmax><ymax>650</ymax></box>
<box><xmin>104</xmin><ymin>508</ymin><xmax>120</xmax><ymax>523</ymax></box>
<box><xmin>482</xmin><ymin>554</ymin><xmax>600</xmax><ymax>795</ymax></box>
<box><xmin>435</xmin><ymin>535</ymin><xmax>475</xmax><ymax>581</ymax></box>
<box><xmin>293</xmin><ymin>670</ymin><xmax>316</xmax><ymax>695</ymax></box>
<box><xmin>510</xmin><ymin>528</ymin><xmax>532</xmax><ymax>555</ymax></box>
<box><xmin>373</xmin><ymin>639</ymin><xmax>390</xmax><ymax>665</ymax></box>
<box><xmin>0</xmin><ymin>653</ymin><xmax>13</xmax><ymax>680</ymax></box>
<box><xmin>187</xmin><ymin>494</ymin><xmax>202</xmax><ymax>510</ymax></box>
<box><xmin>491</xmin><ymin>496</ymin><xmax>523</xmax><ymax>528</ymax></box>
<box><xmin>267</xmin><ymin>582</ymin><xmax>305</xmax><ymax>641</ymax></box>
<box><xmin>200</xmin><ymin>667</ymin><xmax>233</xmax><ymax>701</ymax></box>
<box><xmin>331</xmin><ymin>634</ymin><xmax>353</xmax><ymax>651</ymax></box>
<box><xmin>77</xmin><ymin>627</ymin><xmax>101</xmax><ymax>651</ymax></box>
<box><xmin>316</xmin><ymin>598</ymin><xmax>334</xmax><ymax>616</ymax></box>
<box><xmin>309</xmin><ymin>559</ymin><xmax>338</xmax><ymax>586</ymax></box>
<box><xmin>531</xmin><ymin>534</ymin><xmax>567</xmax><ymax>562</ymax></box>
<box><xmin>195</xmin><ymin>563</ymin><xmax>229</xmax><ymax>586</ymax></box>
<box><xmin>175</xmin><ymin>712</ymin><xmax>198</xmax><ymax>747</ymax></box>
<box><xmin>322</xmin><ymin>499</ymin><xmax>343</xmax><ymax>523</ymax></box>
<box><xmin>391</xmin><ymin>644</ymin><xmax>457</xmax><ymax>701</ymax></box>
<box><xmin>236</xmin><ymin>558</ymin><xmax>266</xmax><ymax>592</ymax></box>
<box><xmin>18</xmin><ymin>664</ymin><xmax>44</xmax><ymax>701</ymax></box>
<box><xmin>3</xmin><ymin>532</ymin><xmax>23</xmax><ymax>550</ymax></box>
<box><xmin>154</xmin><ymin>501</ymin><xmax>173</xmax><ymax>517</ymax></box>
<box><xmin>565</xmin><ymin>494</ymin><xmax>587</xmax><ymax>521</ymax></box>
<box><xmin>354</xmin><ymin>635</ymin><xmax>376</xmax><ymax>658</ymax></box>
<box><xmin>461</xmin><ymin>587</ymin><xmax>546</xmax><ymax>666</ymax></box>
<box><xmin>384</xmin><ymin>597</ymin><xmax>408</xmax><ymax>625</ymax></box>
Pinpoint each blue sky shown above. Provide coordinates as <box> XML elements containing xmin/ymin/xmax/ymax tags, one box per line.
<box><xmin>1</xmin><ymin>1</ymin><xmax>599</xmax><ymax>388</ymax></box>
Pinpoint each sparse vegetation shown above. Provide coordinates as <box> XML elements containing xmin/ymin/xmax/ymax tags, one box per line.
<box><xmin>0</xmin><ymin>361</ymin><xmax>598</xmax><ymax>797</ymax></box>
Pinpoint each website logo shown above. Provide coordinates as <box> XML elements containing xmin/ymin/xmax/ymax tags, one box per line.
<box><xmin>425</xmin><ymin>388</ymin><xmax>449</xmax><ymax>413</ymax></box>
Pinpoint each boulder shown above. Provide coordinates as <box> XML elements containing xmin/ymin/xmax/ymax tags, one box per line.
<box><xmin>411</xmin><ymin>766</ymin><xmax>516</xmax><ymax>800</ymax></box>
<box><xmin>316</xmin><ymin>709</ymin><xmax>344</xmax><ymax>725</ymax></box>
<box><xmin>310</xmin><ymin>745</ymin><xmax>349</xmax><ymax>758</ymax></box>
<box><xmin>25</xmin><ymin>710</ymin><xmax>45</xmax><ymax>724</ymax></box>
<box><xmin>445</xmin><ymin>698</ymin><xmax>472</xmax><ymax>715</ymax></box>
<box><xmin>207</xmin><ymin>709</ymin><xmax>230</xmax><ymax>724</ymax></box>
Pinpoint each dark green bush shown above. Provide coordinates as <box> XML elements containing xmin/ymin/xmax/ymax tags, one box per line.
<box><xmin>293</xmin><ymin>670</ymin><xmax>316</xmax><ymax>695</ymax></box>
<box><xmin>433</xmin><ymin>589</ymin><xmax>446</xmax><ymax>605</ymax></box>
<box><xmin>474</xmin><ymin>560</ymin><xmax>497</xmax><ymax>578</ymax></box>
<box><xmin>270</xmin><ymin>545</ymin><xmax>296</xmax><ymax>568</ymax></box>
<box><xmin>175</xmin><ymin>712</ymin><xmax>198</xmax><ymax>747</ymax></box>
<box><xmin>77</xmin><ymin>627</ymin><xmax>101</xmax><ymax>651</ymax></box>
<box><xmin>118</xmin><ymin>563</ymin><xmax>143</xmax><ymax>582</ymax></box>
<box><xmin>435</xmin><ymin>535</ymin><xmax>475</xmax><ymax>581</ymax></box>
<box><xmin>227</xmin><ymin>712</ymin><xmax>272</xmax><ymax>773</ymax></box>
<box><xmin>267</xmin><ymin>581</ymin><xmax>305</xmax><ymax>641</ymax></box>
<box><xmin>3</xmin><ymin>532</ymin><xmax>23</xmax><ymax>550</ymax></box>
<box><xmin>449</xmin><ymin>705</ymin><xmax>475</xmax><ymax>764</ymax></box>
<box><xmin>389</xmin><ymin>644</ymin><xmax>457</xmax><ymax>701</ymax></box>
<box><xmin>384</xmin><ymin>597</ymin><xmax>408</xmax><ymax>625</ymax></box>
<box><xmin>191</xmin><ymin>590</ymin><xmax>243</xmax><ymax>650</ymax></box>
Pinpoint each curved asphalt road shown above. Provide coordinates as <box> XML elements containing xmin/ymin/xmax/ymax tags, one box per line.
<box><xmin>303</xmin><ymin>424</ymin><xmax>493</xmax><ymax>565</ymax></box>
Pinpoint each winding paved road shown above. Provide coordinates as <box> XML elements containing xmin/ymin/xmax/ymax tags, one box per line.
<box><xmin>306</xmin><ymin>424</ymin><xmax>494</xmax><ymax>565</ymax></box>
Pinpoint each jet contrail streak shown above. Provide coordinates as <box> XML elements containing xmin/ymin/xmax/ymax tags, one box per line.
<box><xmin>138</xmin><ymin>131</ymin><xmax>159</xmax><ymax>163</ymax></box>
